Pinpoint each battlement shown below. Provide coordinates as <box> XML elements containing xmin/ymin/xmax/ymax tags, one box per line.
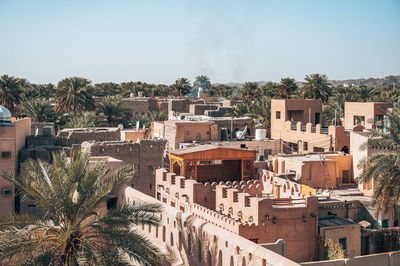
<box><xmin>260</xmin><ymin>169</ymin><xmax>316</xmax><ymax>198</ymax></box>
<box><xmin>192</xmin><ymin>203</ymin><xmax>240</xmax><ymax>233</ymax></box>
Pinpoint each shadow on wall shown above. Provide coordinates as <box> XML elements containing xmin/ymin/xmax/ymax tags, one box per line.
<box><xmin>163</xmin><ymin>213</ymin><xmax>220</xmax><ymax>266</ymax></box>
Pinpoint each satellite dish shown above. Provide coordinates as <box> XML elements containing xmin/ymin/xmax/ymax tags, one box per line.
<box><xmin>117</xmin><ymin>124</ymin><xmax>124</xmax><ymax>129</ymax></box>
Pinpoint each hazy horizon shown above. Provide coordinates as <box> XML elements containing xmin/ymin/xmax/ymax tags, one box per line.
<box><xmin>0</xmin><ymin>0</ymin><xmax>399</xmax><ymax>85</ymax></box>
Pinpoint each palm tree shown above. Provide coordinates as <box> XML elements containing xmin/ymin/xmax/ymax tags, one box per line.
<box><xmin>31</xmin><ymin>83</ymin><xmax>56</xmax><ymax>99</ymax></box>
<box><xmin>250</xmin><ymin>96</ymin><xmax>271</xmax><ymax>136</ymax></box>
<box><xmin>65</xmin><ymin>112</ymin><xmax>98</xmax><ymax>128</ymax></box>
<box><xmin>278</xmin><ymin>78</ymin><xmax>298</xmax><ymax>99</ymax></box>
<box><xmin>206</xmin><ymin>84</ymin><xmax>233</xmax><ymax>98</ymax></box>
<box><xmin>148</xmin><ymin>110</ymin><xmax>168</xmax><ymax>122</ymax></box>
<box><xmin>99</xmin><ymin>96</ymin><xmax>130</xmax><ymax>126</ymax></box>
<box><xmin>356</xmin><ymin>86</ymin><xmax>378</xmax><ymax>102</ymax></box>
<box><xmin>0</xmin><ymin>151</ymin><xmax>162</xmax><ymax>265</ymax></box>
<box><xmin>55</xmin><ymin>77</ymin><xmax>95</xmax><ymax>114</ymax></box>
<box><xmin>261</xmin><ymin>82</ymin><xmax>279</xmax><ymax>98</ymax></box>
<box><xmin>359</xmin><ymin>109</ymin><xmax>400</xmax><ymax>215</ymax></box>
<box><xmin>300</xmin><ymin>74</ymin><xmax>331</xmax><ymax>103</ymax></box>
<box><xmin>239</xmin><ymin>82</ymin><xmax>261</xmax><ymax>104</ymax></box>
<box><xmin>229</xmin><ymin>103</ymin><xmax>250</xmax><ymax>118</ymax></box>
<box><xmin>19</xmin><ymin>98</ymin><xmax>56</xmax><ymax>122</ymax></box>
<box><xmin>193</xmin><ymin>75</ymin><xmax>211</xmax><ymax>91</ymax></box>
<box><xmin>170</xmin><ymin>78</ymin><xmax>191</xmax><ymax>96</ymax></box>
<box><xmin>0</xmin><ymin>75</ymin><xmax>24</xmax><ymax>113</ymax></box>
<box><xmin>93</xmin><ymin>82</ymin><xmax>123</xmax><ymax>97</ymax></box>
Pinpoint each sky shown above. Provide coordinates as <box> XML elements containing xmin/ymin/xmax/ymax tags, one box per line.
<box><xmin>0</xmin><ymin>0</ymin><xmax>399</xmax><ymax>85</ymax></box>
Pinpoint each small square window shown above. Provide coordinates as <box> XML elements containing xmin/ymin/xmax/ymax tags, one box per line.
<box><xmin>1</xmin><ymin>152</ymin><xmax>11</xmax><ymax>159</ymax></box>
<box><xmin>2</xmin><ymin>188</ymin><xmax>12</xmax><ymax>196</ymax></box>
<box><xmin>276</xmin><ymin>111</ymin><xmax>281</xmax><ymax>119</ymax></box>
<box><xmin>304</xmin><ymin>142</ymin><xmax>308</xmax><ymax>151</ymax></box>
<box><xmin>339</xmin><ymin>238</ymin><xmax>347</xmax><ymax>250</ymax></box>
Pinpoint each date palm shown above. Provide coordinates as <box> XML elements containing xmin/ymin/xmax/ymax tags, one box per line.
<box><xmin>239</xmin><ymin>82</ymin><xmax>261</xmax><ymax>104</ymax></box>
<box><xmin>193</xmin><ymin>75</ymin><xmax>211</xmax><ymax>91</ymax></box>
<box><xmin>300</xmin><ymin>74</ymin><xmax>331</xmax><ymax>103</ymax></box>
<box><xmin>148</xmin><ymin>110</ymin><xmax>168</xmax><ymax>122</ymax></box>
<box><xmin>278</xmin><ymin>78</ymin><xmax>298</xmax><ymax>99</ymax></box>
<box><xmin>0</xmin><ymin>151</ymin><xmax>162</xmax><ymax>265</ymax></box>
<box><xmin>55</xmin><ymin>77</ymin><xmax>95</xmax><ymax>114</ymax></box>
<box><xmin>99</xmin><ymin>95</ymin><xmax>130</xmax><ymax>126</ymax></box>
<box><xmin>0</xmin><ymin>75</ymin><xmax>24</xmax><ymax>113</ymax></box>
<box><xmin>170</xmin><ymin>78</ymin><xmax>191</xmax><ymax>96</ymax></box>
<box><xmin>19</xmin><ymin>98</ymin><xmax>56</xmax><ymax>122</ymax></box>
<box><xmin>359</xmin><ymin>110</ymin><xmax>400</xmax><ymax>215</ymax></box>
<box><xmin>206</xmin><ymin>84</ymin><xmax>233</xmax><ymax>98</ymax></box>
<box><xmin>65</xmin><ymin>112</ymin><xmax>98</xmax><ymax>128</ymax></box>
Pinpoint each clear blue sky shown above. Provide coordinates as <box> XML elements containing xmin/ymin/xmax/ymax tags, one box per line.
<box><xmin>0</xmin><ymin>0</ymin><xmax>399</xmax><ymax>84</ymax></box>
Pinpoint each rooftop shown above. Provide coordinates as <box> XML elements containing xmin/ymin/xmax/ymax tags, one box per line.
<box><xmin>318</xmin><ymin>215</ymin><xmax>357</xmax><ymax>227</ymax></box>
<box><xmin>170</xmin><ymin>144</ymin><xmax>253</xmax><ymax>155</ymax></box>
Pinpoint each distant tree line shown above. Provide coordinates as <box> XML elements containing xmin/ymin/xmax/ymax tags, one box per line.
<box><xmin>0</xmin><ymin>73</ymin><xmax>398</xmax><ymax>129</ymax></box>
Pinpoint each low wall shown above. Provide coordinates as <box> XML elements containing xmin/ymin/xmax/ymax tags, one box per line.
<box><xmin>121</xmin><ymin>186</ymin><xmax>299</xmax><ymax>266</ymax></box>
<box><xmin>300</xmin><ymin>250</ymin><xmax>400</xmax><ymax>266</ymax></box>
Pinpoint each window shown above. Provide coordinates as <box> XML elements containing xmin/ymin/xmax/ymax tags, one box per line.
<box><xmin>353</xmin><ymin>115</ymin><xmax>365</xmax><ymax>126</ymax></box>
<box><xmin>148</xmin><ymin>165</ymin><xmax>155</xmax><ymax>174</ymax></box>
<box><xmin>106</xmin><ymin>197</ymin><xmax>118</xmax><ymax>210</ymax></box>
<box><xmin>276</xmin><ymin>111</ymin><xmax>281</xmax><ymax>119</ymax></box>
<box><xmin>303</xmin><ymin>142</ymin><xmax>308</xmax><ymax>151</ymax></box>
<box><xmin>186</xmin><ymin>130</ymin><xmax>190</xmax><ymax>136</ymax></box>
<box><xmin>2</xmin><ymin>188</ymin><xmax>12</xmax><ymax>196</ymax></box>
<box><xmin>339</xmin><ymin>238</ymin><xmax>347</xmax><ymax>250</ymax></box>
<box><xmin>1</xmin><ymin>152</ymin><xmax>11</xmax><ymax>159</ymax></box>
<box><xmin>149</xmin><ymin>183</ymin><xmax>152</xmax><ymax>190</ymax></box>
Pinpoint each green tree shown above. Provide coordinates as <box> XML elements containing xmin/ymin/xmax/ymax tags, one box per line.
<box><xmin>260</xmin><ymin>82</ymin><xmax>279</xmax><ymax>98</ymax></box>
<box><xmin>206</xmin><ymin>84</ymin><xmax>233</xmax><ymax>98</ymax></box>
<box><xmin>300</xmin><ymin>74</ymin><xmax>331</xmax><ymax>103</ymax></box>
<box><xmin>55</xmin><ymin>77</ymin><xmax>95</xmax><ymax>114</ymax></box>
<box><xmin>148</xmin><ymin>110</ymin><xmax>168</xmax><ymax>122</ymax></box>
<box><xmin>99</xmin><ymin>95</ymin><xmax>130</xmax><ymax>126</ymax></box>
<box><xmin>239</xmin><ymin>82</ymin><xmax>261</xmax><ymax>104</ymax></box>
<box><xmin>65</xmin><ymin>112</ymin><xmax>98</xmax><ymax>128</ymax></box>
<box><xmin>359</xmin><ymin>109</ymin><xmax>400</xmax><ymax>215</ymax></box>
<box><xmin>193</xmin><ymin>75</ymin><xmax>211</xmax><ymax>91</ymax></box>
<box><xmin>170</xmin><ymin>78</ymin><xmax>191</xmax><ymax>96</ymax></box>
<box><xmin>31</xmin><ymin>83</ymin><xmax>56</xmax><ymax>99</ymax></box>
<box><xmin>19</xmin><ymin>98</ymin><xmax>56</xmax><ymax>122</ymax></box>
<box><xmin>93</xmin><ymin>82</ymin><xmax>122</xmax><ymax>97</ymax></box>
<box><xmin>0</xmin><ymin>75</ymin><xmax>24</xmax><ymax>113</ymax></box>
<box><xmin>0</xmin><ymin>151</ymin><xmax>162</xmax><ymax>265</ymax></box>
<box><xmin>278</xmin><ymin>78</ymin><xmax>298</xmax><ymax>99</ymax></box>
<box><xmin>323</xmin><ymin>239</ymin><xmax>344</xmax><ymax>260</ymax></box>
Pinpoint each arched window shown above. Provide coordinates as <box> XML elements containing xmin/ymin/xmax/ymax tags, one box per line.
<box><xmin>162</xmin><ymin>226</ymin><xmax>166</xmax><ymax>242</ymax></box>
<box><xmin>170</xmin><ymin>232</ymin><xmax>174</xmax><ymax>246</ymax></box>
<box><xmin>218</xmin><ymin>250</ymin><xmax>223</xmax><ymax>266</ymax></box>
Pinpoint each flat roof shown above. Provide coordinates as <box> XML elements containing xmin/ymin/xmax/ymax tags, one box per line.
<box><xmin>318</xmin><ymin>216</ymin><xmax>357</xmax><ymax>227</ymax></box>
<box><xmin>275</xmin><ymin>153</ymin><xmax>344</xmax><ymax>162</ymax></box>
<box><xmin>170</xmin><ymin>144</ymin><xmax>255</xmax><ymax>156</ymax></box>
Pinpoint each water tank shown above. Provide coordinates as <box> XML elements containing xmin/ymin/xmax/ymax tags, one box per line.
<box><xmin>42</xmin><ymin>126</ymin><xmax>53</xmax><ymax>136</ymax></box>
<box><xmin>255</xmin><ymin>129</ymin><xmax>267</xmax><ymax>140</ymax></box>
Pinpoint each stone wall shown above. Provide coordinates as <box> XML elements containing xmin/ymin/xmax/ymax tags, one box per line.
<box><xmin>300</xmin><ymin>250</ymin><xmax>400</xmax><ymax>266</ymax></box>
<box><xmin>81</xmin><ymin>139</ymin><xmax>167</xmax><ymax>196</ymax></box>
<box><xmin>56</xmin><ymin>128</ymin><xmax>121</xmax><ymax>146</ymax></box>
<box><xmin>119</xmin><ymin>186</ymin><xmax>299</xmax><ymax>266</ymax></box>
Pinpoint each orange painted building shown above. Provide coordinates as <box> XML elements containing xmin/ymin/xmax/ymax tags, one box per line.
<box><xmin>0</xmin><ymin>106</ymin><xmax>31</xmax><ymax>216</ymax></box>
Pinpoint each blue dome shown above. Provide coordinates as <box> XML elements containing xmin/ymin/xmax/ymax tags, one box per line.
<box><xmin>0</xmin><ymin>105</ymin><xmax>12</xmax><ymax>122</ymax></box>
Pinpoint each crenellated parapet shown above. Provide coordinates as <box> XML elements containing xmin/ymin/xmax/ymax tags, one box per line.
<box><xmin>260</xmin><ymin>169</ymin><xmax>317</xmax><ymax>198</ymax></box>
<box><xmin>191</xmin><ymin>203</ymin><xmax>240</xmax><ymax>233</ymax></box>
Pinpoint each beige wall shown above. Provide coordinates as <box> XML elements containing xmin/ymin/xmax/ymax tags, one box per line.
<box><xmin>271</xmin><ymin>99</ymin><xmax>322</xmax><ymax>140</ymax></box>
<box><xmin>319</xmin><ymin>224</ymin><xmax>361</xmax><ymax>258</ymax></box>
<box><xmin>0</xmin><ymin>117</ymin><xmax>31</xmax><ymax>216</ymax></box>
<box><xmin>120</xmin><ymin>186</ymin><xmax>299</xmax><ymax>266</ymax></box>
<box><xmin>344</xmin><ymin>102</ymin><xmax>393</xmax><ymax>131</ymax></box>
